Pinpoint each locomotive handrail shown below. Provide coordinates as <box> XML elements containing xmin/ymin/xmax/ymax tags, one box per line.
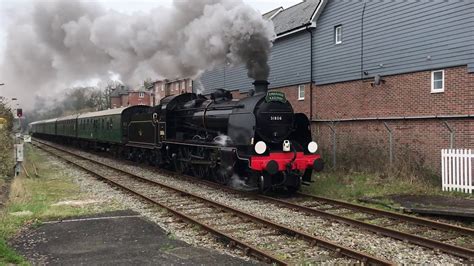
<box><xmin>176</xmin><ymin>105</ymin><xmax>245</xmax><ymax>112</ymax></box>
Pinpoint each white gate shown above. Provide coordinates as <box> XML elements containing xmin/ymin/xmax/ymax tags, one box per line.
<box><xmin>441</xmin><ymin>149</ymin><xmax>473</xmax><ymax>194</ymax></box>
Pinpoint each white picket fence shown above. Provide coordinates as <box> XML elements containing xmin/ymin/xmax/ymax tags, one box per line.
<box><xmin>441</xmin><ymin>149</ymin><xmax>473</xmax><ymax>194</ymax></box>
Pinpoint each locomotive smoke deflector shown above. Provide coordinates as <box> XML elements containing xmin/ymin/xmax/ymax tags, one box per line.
<box><xmin>253</xmin><ymin>80</ymin><xmax>269</xmax><ymax>94</ymax></box>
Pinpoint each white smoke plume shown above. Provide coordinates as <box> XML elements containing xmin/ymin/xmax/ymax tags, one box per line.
<box><xmin>0</xmin><ymin>0</ymin><xmax>275</xmax><ymax>108</ymax></box>
<box><xmin>213</xmin><ymin>134</ymin><xmax>232</xmax><ymax>146</ymax></box>
<box><xmin>229</xmin><ymin>174</ymin><xmax>254</xmax><ymax>191</ymax></box>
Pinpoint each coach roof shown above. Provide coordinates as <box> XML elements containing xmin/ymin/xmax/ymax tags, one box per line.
<box><xmin>29</xmin><ymin>118</ymin><xmax>58</xmax><ymax>125</ymax></box>
<box><xmin>56</xmin><ymin>114</ymin><xmax>79</xmax><ymax>121</ymax></box>
<box><xmin>78</xmin><ymin>106</ymin><xmax>129</xmax><ymax>119</ymax></box>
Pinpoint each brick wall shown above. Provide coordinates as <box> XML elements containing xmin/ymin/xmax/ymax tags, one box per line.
<box><xmin>128</xmin><ymin>92</ymin><xmax>151</xmax><ymax>106</ymax></box>
<box><xmin>153</xmin><ymin>79</ymin><xmax>193</xmax><ymax>104</ymax></box>
<box><xmin>273</xmin><ymin>84</ymin><xmax>312</xmax><ymax>115</ymax></box>
<box><xmin>262</xmin><ymin>65</ymin><xmax>474</xmax><ymax>171</ymax></box>
<box><xmin>312</xmin><ymin>119</ymin><xmax>474</xmax><ymax>171</ymax></box>
<box><xmin>110</xmin><ymin>96</ymin><xmax>122</xmax><ymax>108</ymax></box>
<box><xmin>153</xmin><ymin>81</ymin><xmax>166</xmax><ymax>105</ymax></box>
<box><xmin>313</xmin><ymin>66</ymin><xmax>474</xmax><ymax>119</ymax></box>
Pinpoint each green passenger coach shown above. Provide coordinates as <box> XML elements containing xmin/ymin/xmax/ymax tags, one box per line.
<box><xmin>77</xmin><ymin>107</ymin><xmax>127</xmax><ymax>143</ymax></box>
<box><xmin>29</xmin><ymin>105</ymin><xmax>154</xmax><ymax>151</ymax></box>
<box><xmin>56</xmin><ymin>114</ymin><xmax>78</xmax><ymax>138</ymax></box>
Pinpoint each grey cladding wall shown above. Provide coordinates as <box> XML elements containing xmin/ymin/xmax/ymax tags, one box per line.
<box><xmin>313</xmin><ymin>0</ymin><xmax>474</xmax><ymax>85</ymax></box>
<box><xmin>196</xmin><ymin>31</ymin><xmax>312</xmax><ymax>93</ymax></box>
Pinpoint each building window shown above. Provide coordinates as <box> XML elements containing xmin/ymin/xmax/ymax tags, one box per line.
<box><xmin>298</xmin><ymin>85</ymin><xmax>305</xmax><ymax>100</ymax></box>
<box><xmin>139</xmin><ymin>92</ymin><xmax>145</xmax><ymax>98</ymax></box>
<box><xmin>335</xmin><ymin>25</ymin><xmax>342</xmax><ymax>44</ymax></box>
<box><xmin>161</xmin><ymin>84</ymin><xmax>164</xmax><ymax>91</ymax></box>
<box><xmin>182</xmin><ymin>81</ymin><xmax>186</xmax><ymax>92</ymax></box>
<box><xmin>431</xmin><ymin>70</ymin><xmax>444</xmax><ymax>93</ymax></box>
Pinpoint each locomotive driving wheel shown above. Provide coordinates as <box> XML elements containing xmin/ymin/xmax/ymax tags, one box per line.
<box><xmin>190</xmin><ymin>147</ymin><xmax>210</xmax><ymax>179</ymax></box>
<box><xmin>174</xmin><ymin>147</ymin><xmax>190</xmax><ymax>174</ymax></box>
<box><xmin>191</xmin><ymin>164</ymin><xmax>210</xmax><ymax>179</ymax></box>
<box><xmin>213</xmin><ymin>169</ymin><xmax>230</xmax><ymax>185</ymax></box>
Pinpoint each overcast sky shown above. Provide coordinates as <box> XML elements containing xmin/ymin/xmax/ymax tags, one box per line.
<box><xmin>0</xmin><ymin>0</ymin><xmax>302</xmax><ymax>108</ymax></box>
<box><xmin>0</xmin><ymin>0</ymin><xmax>302</xmax><ymax>63</ymax></box>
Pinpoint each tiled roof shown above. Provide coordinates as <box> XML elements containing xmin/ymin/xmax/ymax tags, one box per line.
<box><xmin>110</xmin><ymin>85</ymin><xmax>129</xmax><ymax>97</ymax></box>
<box><xmin>271</xmin><ymin>0</ymin><xmax>321</xmax><ymax>35</ymax></box>
<box><xmin>262</xmin><ymin>6</ymin><xmax>283</xmax><ymax>20</ymax></box>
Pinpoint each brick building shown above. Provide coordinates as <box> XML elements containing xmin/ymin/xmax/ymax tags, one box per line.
<box><xmin>110</xmin><ymin>85</ymin><xmax>152</xmax><ymax>108</ymax></box>
<box><xmin>196</xmin><ymin>0</ymin><xmax>474</xmax><ymax>172</ymax></box>
<box><xmin>148</xmin><ymin>78</ymin><xmax>193</xmax><ymax>106</ymax></box>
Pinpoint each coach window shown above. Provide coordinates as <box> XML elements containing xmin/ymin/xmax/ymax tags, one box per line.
<box><xmin>431</xmin><ymin>70</ymin><xmax>444</xmax><ymax>93</ymax></box>
<box><xmin>298</xmin><ymin>85</ymin><xmax>305</xmax><ymax>101</ymax></box>
<box><xmin>335</xmin><ymin>25</ymin><xmax>342</xmax><ymax>44</ymax></box>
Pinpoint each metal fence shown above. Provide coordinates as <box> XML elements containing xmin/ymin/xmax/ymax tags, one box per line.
<box><xmin>441</xmin><ymin>149</ymin><xmax>473</xmax><ymax>194</ymax></box>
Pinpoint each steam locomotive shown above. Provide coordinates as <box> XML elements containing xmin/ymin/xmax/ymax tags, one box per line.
<box><xmin>30</xmin><ymin>80</ymin><xmax>324</xmax><ymax>193</ymax></box>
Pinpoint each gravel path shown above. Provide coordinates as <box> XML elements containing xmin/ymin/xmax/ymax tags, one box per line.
<box><xmin>41</xmin><ymin>144</ymin><xmax>467</xmax><ymax>264</ymax></box>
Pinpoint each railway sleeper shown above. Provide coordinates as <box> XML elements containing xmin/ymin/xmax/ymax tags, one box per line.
<box><xmin>206</xmin><ymin>217</ymin><xmax>243</xmax><ymax>227</ymax></box>
<box><xmin>174</xmin><ymin>205</ymin><xmax>209</xmax><ymax>212</ymax></box>
<box><xmin>192</xmin><ymin>212</ymin><xmax>229</xmax><ymax>220</ymax></box>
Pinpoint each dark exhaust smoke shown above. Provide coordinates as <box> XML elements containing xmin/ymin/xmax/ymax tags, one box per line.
<box><xmin>0</xmin><ymin>0</ymin><xmax>275</xmax><ymax>108</ymax></box>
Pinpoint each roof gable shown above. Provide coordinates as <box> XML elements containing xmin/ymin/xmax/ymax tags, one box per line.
<box><xmin>271</xmin><ymin>0</ymin><xmax>322</xmax><ymax>36</ymax></box>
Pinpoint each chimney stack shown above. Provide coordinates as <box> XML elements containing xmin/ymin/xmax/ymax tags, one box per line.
<box><xmin>252</xmin><ymin>80</ymin><xmax>269</xmax><ymax>94</ymax></box>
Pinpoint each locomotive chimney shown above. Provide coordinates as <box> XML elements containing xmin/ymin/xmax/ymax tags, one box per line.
<box><xmin>252</xmin><ymin>80</ymin><xmax>269</xmax><ymax>94</ymax></box>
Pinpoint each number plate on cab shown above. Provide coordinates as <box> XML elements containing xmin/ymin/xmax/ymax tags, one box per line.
<box><xmin>265</xmin><ymin>91</ymin><xmax>287</xmax><ymax>103</ymax></box>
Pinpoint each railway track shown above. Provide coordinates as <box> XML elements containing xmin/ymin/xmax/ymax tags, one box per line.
<box><xmin>133</xmin><ymin>156</ymin><xmax>474</xmax><ymax>261</ymax></box>
<box><xmin>32</xmin><ymin>139</ymin><xmax>474</xmax><ymax>263</ymax></box>
<box><xmin>32</xmin><ymin>139</ymin><xmax>391</xmax><ymax>265</ymax></box>
<box><xmin>198</xmin><ymin>178</ymin><xmax>474</xmax><ymax>262</ymax></box>
<box><xmin>269</xmin><ymin>193</ymin><xmax>474</xmax><ymax>259</ymax></box>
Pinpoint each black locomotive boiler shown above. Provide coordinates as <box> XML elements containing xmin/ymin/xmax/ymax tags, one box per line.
<box><xmin>151</xmin><ymin>80</ymin><xmax>324</xmax><ymax>192</ymax></box>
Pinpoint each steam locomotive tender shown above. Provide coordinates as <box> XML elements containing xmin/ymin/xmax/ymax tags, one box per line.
<box><xmin>30</xmin><ymin>80</ymin><xmax>324</xmax><ymax>193</ymax></box>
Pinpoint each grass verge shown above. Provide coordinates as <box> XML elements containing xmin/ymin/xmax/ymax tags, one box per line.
<box><xmin>305</xmin><ymin>170</ymin><xmax>472</xmax><ymax>205</ymax></box>
<box><xmin>0</xmin><ymin>144</ymin><xmax>123</xmax><ymax>264</ymax></box>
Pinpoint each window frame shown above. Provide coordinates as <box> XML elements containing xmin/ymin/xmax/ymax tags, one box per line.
<box><xmin>335</xmin><ymin>25</ymin><xmax>342</xmax><ymax>44</ymax></box>
<box><xmin>298</xmin><ymin>85</ymin><xmax>305</xmax><ymax>101</ymax></box>
<box><xmin>138</xmin><ymin>92</ymin><xmax>145</xmax><ymax>98</ymax></box>
<box><xmin>431</xmin><ymin>69</ymin><xmax>445</xmax><ymax>93</ymax></box>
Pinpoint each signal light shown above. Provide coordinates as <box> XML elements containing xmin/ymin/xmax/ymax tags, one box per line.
<box><xmin>17</xmin><ymin>108</ymin><xmax>23</xmax><ymax>118</ymax></box>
